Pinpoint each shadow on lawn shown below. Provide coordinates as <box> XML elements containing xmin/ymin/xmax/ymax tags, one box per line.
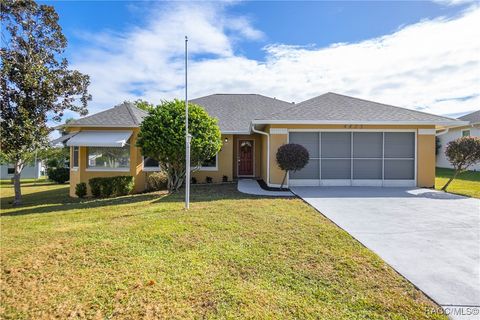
<box><xmin>1</xmin><ymin>184</ymin><xmax>266</xmax><ymax>217</ymax></box>
<box><xmin>436</xmin><ymin>167</ymin><xmax>480</xmax><ymax>182</ymax></box>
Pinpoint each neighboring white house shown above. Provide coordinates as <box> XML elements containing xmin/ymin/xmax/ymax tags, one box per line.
<box><xmin>436</xmin><ymin>110</ymin><xmax>480</xmax><ymax>171</ymax></box>
<box><xmin>0</xmin><ymin>161</ymin><xmax>45</xmax><ymax>180</ymax></box>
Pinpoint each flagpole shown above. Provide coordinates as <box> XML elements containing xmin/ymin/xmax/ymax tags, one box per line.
<box><xmin>185</xmin><ymin>35</ymin><xmax>191</xmax><ymax>210</ymax></box>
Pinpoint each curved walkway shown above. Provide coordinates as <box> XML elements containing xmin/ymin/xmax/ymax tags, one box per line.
<box><xmin>237</xmin><ymin>179</ymin><xmax>294</xmax><ymax>197</ymax></box>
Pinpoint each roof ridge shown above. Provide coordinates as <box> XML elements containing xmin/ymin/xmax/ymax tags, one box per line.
<box><xmin>258</xmin><ymin>94</ymin><xmax>328</xmax><ymax>120</ymax></box>
<box><xmin>123</xmin><ymin>103</ymin><xmax>138</xmax><ymax>125</ymax></box>
<box><xmin>193</xmin><ymin>93</ymin><xmax>293</xmax><ymax>105</ymax></box>
<box><xmin>324</xmin><ymin>92</ymin><xmax>459</xmax><ymax>121</ymax></box>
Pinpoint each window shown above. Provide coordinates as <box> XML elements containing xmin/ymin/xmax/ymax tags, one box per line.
<box><xmin>143</xmin><ymin>156</ymin><xmax>160</xmax><ymax>171</ymax></box>
<box><xmin>87</xmin><ymin>145</ymin><xmax>130</xmax><ymax>170</ymax></box>
<box><xmin>200</xmin><ymin>154</ymin><xmax>218</xmax><ymax>171</ymax></box>
<box><xmin>7</xmin><ymin>168</ymin><xmax>14</xmax><ymax>174</ymax></box>
<box><xmin>462</xmin><ymin>130</ymin><xmax>470</xmax><ymax>137</ymax></box>
<box><xmin>72</xmin><ymin>146</ymin><xmax>79</xmax><ymax>168</ymax></box>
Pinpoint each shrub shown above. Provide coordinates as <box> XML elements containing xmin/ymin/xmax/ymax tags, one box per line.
<box><xmin>89</xmin><ymin>178</ymin><xmax>102</xmax><ymax>197</ymax></box>
<box><xmin>442</xmin><ymin>137</ymin><xmax>480</xmax><ymax>191</ymax></box>
<box><xmin>88</xmin><ymin>176</ymin><xmax>134</xmax><ymax>198</ymax></box>
<box><xmin>222</xmin><ymin>175</ymin><xmax>228</xmax><ymax>182</ymax></box>
<box><xmin>191</xmin><ymin>177</ymin><xmax>197</xmax><ymax>184</ymax></box>
<box><xmin>146</xmin><ymin>172</ymin><xmax>168</xmax><ymax>191</ymax></box>
<box><xmin>113</xmin><ymin>176</ymin><xmax>134</xmax><ymax>195</ymax></box>
<box><xmin>206</xmin><ymin>176</ymin><xmax>213</xmax><ymax>184</ymax></box>
<box><xmin>75</xmin><ymin>182</ymin><xmax>87</xmax><ymax>198</ymax></box>
<box><xmin>47</xmin><ymin>167</ymin><xmax>70</xmax><ymax>184</ymax></box>
<box><xmin>276</xmin><ymin>143</ymin><xmax>310</xmax><ymax>188</ymax></box>
<box><xmin>100</xmin><ymin>179</ymin><xmax>115</xmax><ymax>197</ymax></box>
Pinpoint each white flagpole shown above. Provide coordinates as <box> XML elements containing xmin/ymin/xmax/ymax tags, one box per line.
<box><xmin>185</xmin><ymin>36</ymin><xmax>191</xmax><ymax>210</ymax></box>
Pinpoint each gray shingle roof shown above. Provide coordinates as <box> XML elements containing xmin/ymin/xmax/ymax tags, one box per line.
<box><xmin>67</xmin><ymin>102</ymin><xmax>148</xmax><ymax>127</ymax></box>
<box><xmin>458</xmin><ymin>110</ymin><xmax>480</xmax><ymax>124</ymax></box>
<box><xmin>191</xmin><ymin>94</ymin><xmax>293</xmax><ymax>133</ymax></box>
<box><xmin>254</xmin><ymin>92</ymin><xmax>463</xmax><ymax>126</ymax></box>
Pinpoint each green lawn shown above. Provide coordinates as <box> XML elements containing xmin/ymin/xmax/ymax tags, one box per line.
<box><xmin>0</xmin><ymin>183</ymin><xmax>444</xmax><ymax>319</ymax></box>
<box><xmin>435</xmin><ymin>167</ymin><xmax>480</xmax><ymax>198</ymax></box>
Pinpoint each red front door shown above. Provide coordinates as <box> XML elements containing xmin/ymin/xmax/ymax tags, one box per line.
<box><xmin>238</xmin><ymin>140</ymin><xmax>254</xmax><ymax>176</ymax></box>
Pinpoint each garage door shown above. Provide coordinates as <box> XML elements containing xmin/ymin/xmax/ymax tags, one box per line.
<box><xmin>289</xmin><ymin>131</ymin><xmax>415</xmax><ymax>187</ymax></box>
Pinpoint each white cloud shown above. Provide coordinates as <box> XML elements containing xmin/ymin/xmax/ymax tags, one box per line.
<box><xmin>68</xmin><ymin>2</ymin><xmax>480</xmax><ymax>121</ymax></box>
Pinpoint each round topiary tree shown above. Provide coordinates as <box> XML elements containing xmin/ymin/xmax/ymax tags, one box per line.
<box><xmin>442</xmin><ymin>136</ymin><xmax>480</xmax><ymax>191</ymax></box>
<box><xmin>276</xmin><ymin>143</ymin><xmax>309</xmax><ymax>189</ymax></box>
<box><xmin>137</xmin><ymin>99</ymin><xmax>222</xmax><ymax>192</ymax></box>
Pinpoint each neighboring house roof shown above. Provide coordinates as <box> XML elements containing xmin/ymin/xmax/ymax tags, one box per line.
<box><xmin>458</xmin><ymin>110</ymin><xmax>480</xmax><ymax>124</ymax></box>
<box><xmin>253</xmin><ymin>92</ymin><xmax>463</xmax><ymax>126</ymax></box>
<box><xmin>66</xmin><ymin>102</ymin><xmax>148</xmax><ymax>127</ymax></box>
<box><xmin>191</xmin><ymin>94</ymin><xmax>294</xmax><ymax>133</ymax></box>
<box><xmin>50</xmin><ymin>132</ymin><xmax>78</xmax><ymax>147</ymax></box>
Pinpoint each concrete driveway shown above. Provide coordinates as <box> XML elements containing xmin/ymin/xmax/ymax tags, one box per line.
<box><xmin>291</xmin><ymin>187</ymin><xmax>480</xmax><ymax>318</ymax></box>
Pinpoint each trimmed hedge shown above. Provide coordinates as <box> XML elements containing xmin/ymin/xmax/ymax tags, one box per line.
<box><xmin>47</xmin><ymin>167</ymin><xmax>70</xmax><ymax>184</ymax></box>
<box><xmin>75</xmin><ymin>182</ymin><xmax>87</xmax><ymax>198</ymax></box>
<box><xmin>88</xmin><ymin>176</ymin><xmax>134</xmax><ymax>198</ymax></box>
<box><xmin>146</xmin><ymin>172</ymin><xmax>167</xmax><ymax>191</ymax></box>
<box><xmin>89</xmin><ymin>178</ymin><xmax>102</xmax><ymax>197</ymax></box>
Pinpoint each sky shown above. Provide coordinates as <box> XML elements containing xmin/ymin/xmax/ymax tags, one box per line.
<box><xmin>42</xmin><ymin>0</ymin><xmax>480</xmax><ymax>125</ymax></box>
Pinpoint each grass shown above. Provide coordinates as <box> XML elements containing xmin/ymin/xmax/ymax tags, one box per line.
<box><xmin>0</xmin><ymin>183</ymin><xmax>445</xmax><ymax>319</ymax></box>
<box><xmin>435</xmin><ymin>167</ymin><xmax>480</xmax><ymax>198</ymax></box>
<box><xmin>0</xmin><ymin>177</ymin><xmax>49</xmax><ymax>185</ymax></box>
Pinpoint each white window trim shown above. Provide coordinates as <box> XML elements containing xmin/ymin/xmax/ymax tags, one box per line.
<box><xmin>199</xmin><ymin>154</ymin><xmax>218</xmax><ymax>172</ymax></box>
<box><xmin>462</xmin><ymin>129</ymin><xmax>471</xmax><ymax>137</ymax></box>
<box><xmin>142</xmin><ymin>156</ymin><xmax>161</xmax><ymax>172</ymax></box>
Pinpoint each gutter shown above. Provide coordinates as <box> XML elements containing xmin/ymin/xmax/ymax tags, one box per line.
<box><xmin>251</xmin><ymin>120</ymin><xmax>469</xmax><ymax>127</ymax></box>
<box><xmin>251</xmin><ymin>124</ymin><xmax>270</xmax><ymax>186</ymax></box>
<box><xmin>436</xmin><ymin>128</ymin><xmax>450</xmax><ymax>136</ymax></box>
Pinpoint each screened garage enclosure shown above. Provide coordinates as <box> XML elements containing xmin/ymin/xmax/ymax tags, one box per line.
<box><xmin>288</xmin><ymin>131</ymin><xmax>416</xmax><ymax>187</ymax></box>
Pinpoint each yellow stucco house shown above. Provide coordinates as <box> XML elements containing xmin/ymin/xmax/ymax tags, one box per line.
<box><xmin>59</xmin><ymin>92</ymin><xmax>465</xmax><ymax>197</ymax></box>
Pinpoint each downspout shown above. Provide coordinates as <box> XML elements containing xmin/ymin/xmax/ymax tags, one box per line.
<box><xmin>436</xmin><ymin>128</ymin><xmax>450</xmax><ymax>136</ymax></box>
<box><xmin>251</xmin><ymin>123</ymin><xmax>270</xmax><ymax>186</ymax></box>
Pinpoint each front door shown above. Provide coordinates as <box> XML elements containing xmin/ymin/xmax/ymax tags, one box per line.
<box><xmin>238</xmin><ymin>140</ymin><xmax>254</xmax><ymax>176</ymax></box>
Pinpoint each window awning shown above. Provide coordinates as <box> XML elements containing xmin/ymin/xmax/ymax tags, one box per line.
<box><xmin>66</xmin><ymin>130</ymin><xmax>133</xmax><ymax>147</ymax></box>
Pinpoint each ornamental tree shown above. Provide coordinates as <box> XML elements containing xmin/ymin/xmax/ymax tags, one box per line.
<box><xmin>137</xmin><ymin>99</ymin><xmax>222</xmax><ymax>192</ymax></box>
<box><xmin>1</xmin><ymin>0</ymin><xmax>91</xmax><ymax>205</ymax></box>
<box><xmin>276</xmin><ymin>143</ymin><xmax>310</xmax><ymax>189</ymax></box>
<box><xmin>442</xmin><ymin>136</ymin><xmax>480</xmax><ymax>191</ymax></box>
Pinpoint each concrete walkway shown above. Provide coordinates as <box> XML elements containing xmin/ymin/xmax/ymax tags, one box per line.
<box><xmin>237</xmin><ymin>179</ymin><xmax>294</xmax><ymax>197</ymax></box>
<box><xmin>292</xmin><ymin>186</ymin><xmax>480</xmax><ymax>319</ymax></box>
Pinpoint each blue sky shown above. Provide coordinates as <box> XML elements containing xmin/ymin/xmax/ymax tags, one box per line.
<box><xmin>42</xmin><ymin>1</ymin><xmax>480</xmax><ymax>124</ymax></box>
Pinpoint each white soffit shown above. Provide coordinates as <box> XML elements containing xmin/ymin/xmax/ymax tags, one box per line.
<box><xmin>66</xmin><ymin>130</ymin><xmax>133</xmax><ymax>147</ymax></box>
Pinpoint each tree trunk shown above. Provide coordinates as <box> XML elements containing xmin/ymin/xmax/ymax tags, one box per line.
<box><xmin>441</xmin><ymin>169</ymin><xmax>459</xmax><ymax>191</ymax></box>
<box><xmin>280</xmin><ymin>171</ymin><xmax>288</xmax><ymax>189</ymax></box>
<box><xmin>166</xmin><ymin>169</ymin><xmax>185</xmax><ymax>193</ymax></box>
<box><xmin>13</xmin><ymin>159</ymin><xmax>24</xmax><ymax>206</ymax></box>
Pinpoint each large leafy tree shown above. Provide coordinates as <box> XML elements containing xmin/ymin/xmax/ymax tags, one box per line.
<box><xmin>137</xmin><ymin>100</ymin><xmax>222</xmax><ymax>192</ymax></box>
<box><xmin>1</xmin><ymin>0</ymin><xmax>91</xmax><ymax>205</ymax></box>
<box><xmin>441</xmin><ymin>136</ymin><xmax>480</xmax><ymax>191</ymax></box>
